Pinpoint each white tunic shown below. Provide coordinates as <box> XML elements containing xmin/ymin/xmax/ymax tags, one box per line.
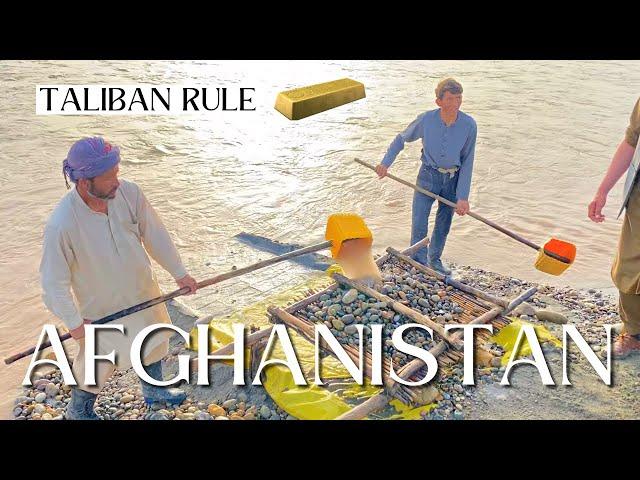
<box><xmin>39</xmin><ymin>179</ymin><xmax>187</xmax><ymax>369</ymax></box>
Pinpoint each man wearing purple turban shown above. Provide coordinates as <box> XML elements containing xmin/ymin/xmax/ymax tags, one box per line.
<box><xmin>40</xmin><ymin>137</ymin><xmax>198</xmax><ymax>420</ymax></box>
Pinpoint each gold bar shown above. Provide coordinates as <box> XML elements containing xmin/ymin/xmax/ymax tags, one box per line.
<box><xmin>274</xmin><ymin>78</ymin><xmax>366</xmax><ymax>120</ymax></box>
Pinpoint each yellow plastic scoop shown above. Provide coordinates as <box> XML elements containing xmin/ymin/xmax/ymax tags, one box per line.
<box><xmin>325</xmin><ymin>213</ymin><xmax>381</xmax><ymax>283</ymax></box>
<box><xmin>534</xmin><ymin>239</ymin><xmax>576</xmax><ymax>276</ymax></box>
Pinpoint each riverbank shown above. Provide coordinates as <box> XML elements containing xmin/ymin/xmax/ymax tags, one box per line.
<box><xmin>11</xmin><ymin>262</ymin><xmax>640</xmax><ymax>420</ymax></box>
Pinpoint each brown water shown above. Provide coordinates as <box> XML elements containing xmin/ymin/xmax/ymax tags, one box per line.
<box><xmin>1</xmin><ymin>60</ymin><xmax>638</xmax><ymax>417</ymax></box>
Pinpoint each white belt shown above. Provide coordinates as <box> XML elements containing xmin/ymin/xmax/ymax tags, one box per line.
<box><xmin>437</xmin><ymin>166</ymin><xmax>459</xmax><ymax>178</ymax></box>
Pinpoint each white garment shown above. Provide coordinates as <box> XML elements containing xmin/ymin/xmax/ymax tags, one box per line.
<box><xmin>40</xmin><ymin>179</ymin><xmax>187</xmax><ymax>372</ymax></box>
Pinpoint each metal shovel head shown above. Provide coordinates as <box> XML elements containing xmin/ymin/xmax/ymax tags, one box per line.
<box><xmin>534</xmin><ymin>238</ymin><xmax>576</xmax><ymax>276</ymax></box>
<box><xmin>325</xmin><ymin>213</ymin><xmax>373</xmax><ymax>258</ymax></box>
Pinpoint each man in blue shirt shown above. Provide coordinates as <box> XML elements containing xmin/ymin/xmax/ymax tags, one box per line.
<box><xmin>376</xmin><ymin>78</ymin><xmax>477</xmax><ymax>276</ymax></box>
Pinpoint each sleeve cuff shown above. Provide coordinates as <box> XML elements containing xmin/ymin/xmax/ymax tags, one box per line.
<box><xmin>171</xmin><ymin>263</ymin><xmax>188</xmax><ymax>281</ymax></box>
<box><xmin>64</xmin><ymin>312</ymin><xmax>85</xmax><ymax>331</ymax></box>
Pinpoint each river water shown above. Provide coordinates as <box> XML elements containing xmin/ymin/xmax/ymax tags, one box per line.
<box><xmin>1</xmin><ymin>60</ymin><xmax>638</xmax><ymax>417</ymax></box>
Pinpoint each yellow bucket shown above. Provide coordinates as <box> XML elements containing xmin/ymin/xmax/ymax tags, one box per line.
<box><xmin>534</xmin><ymin>238</ymin><xmax>576</xmax><ymax>276</ymax></box>
<box><xmin>325</xmin><ymin>213</ymin><xmax>373</xmax><ymax>258</ymax></box>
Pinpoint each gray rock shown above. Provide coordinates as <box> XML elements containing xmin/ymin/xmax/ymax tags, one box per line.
<box><xmin>514</xmin><ymin>303</ymin><xmax>538</xmax><ymax>317</ymax></box>
<box><xmin>34</xmin><ymin>378</ymin><xmax>52</xmax><ymax>390</ymax></box>
<box><xmin>431</xmin><ymin>295</ymin><xmax>441</xmax><ymax>303</ymax></box>
<box><xmin>535</xmin><ymin>310</ymin><xmax>569</xmax><ymax>324</ymax></box>
<box><xmin>259</xmin><ymin>405</ymin><xmax>271</xmax><ymax>418</ymax></box>
<box><xmin>195</xmin><ymin>412</ymin><xmax>213</xmax><ymax>420</ymax></box>
<box><xmin>344</xmin><ymin>325</ymin><xmax>359</xmax><ymax>335</ymax></box>
<box><xmin>331</xmin><ymin>319</ymin><xmax>345</xmax><ymax>331</ymax></box>
<box><xmin>148</xmin><ymin>412</ymin><xmax>169</xmax><ymax>420</ymax></box>
<box><xmin>222</xmin><ymin>399</ymin><xmax>237</xmax><ymax>409</ymax></box>
<box><xmin>341</xmin><ymin>314</ymin><xmax>355</xmax><ymax>325</ymax></box>
<box><xmin>45</xmin><ymin>383</ymin><xmax>59</xmax><ymax>397</ymax></box>
<box><xmin>34</xmin><ymin>393</ymin><xmax>47</xmax><ymax>403</ymax></box>
<box><xmin>341</xmin><ymin>289</ymin><xmax>359</xmax><ymax>305</ymax></box>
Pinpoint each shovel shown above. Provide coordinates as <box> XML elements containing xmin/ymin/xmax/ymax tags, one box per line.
<box><xmin>354</xmin><ymin>158</ymin><xmax>576</xmax><ymax>276</ymax></box>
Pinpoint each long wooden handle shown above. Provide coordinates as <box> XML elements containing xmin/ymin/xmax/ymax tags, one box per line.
<box><xmin>354</xmin><ymin>158</ymin><xmax>570</xmax><ymax>263</ymax></box>
<box><xmin>4</xmin><ymin>240</ymin><xmax>333</xmax><ymax>365</ymax></box>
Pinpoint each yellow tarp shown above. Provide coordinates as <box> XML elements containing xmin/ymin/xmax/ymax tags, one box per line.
<box><xmin>490</xmin><ymin>318</ymin><xmax>562</xmax><ymax>366</ymax></box>
<box><xmin>188</xmin><ymin>268</ymin><xmax>430</xmax><ymax>420</ymax></box>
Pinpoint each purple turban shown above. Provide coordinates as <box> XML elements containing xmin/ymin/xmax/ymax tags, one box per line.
<box><xmin>62</xmin><ymin>137</ymin><xmax>120</xmax><ymax>187</ymax></box>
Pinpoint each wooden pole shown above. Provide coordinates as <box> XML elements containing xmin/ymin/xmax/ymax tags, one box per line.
<box><xmin>5</xmin><ymin>240</ymin><xmax>333</xmax><ymax>365</ymax></box>
<box><xmin>336</xmin><ymin>285</ymin><xmax>538</xmax><ymax>419</ymax></box>
<box><xmin>385</xmin><ymin>247</ymin><xmax>510</xmax><ymax>309</ymax></box>
<box><xmin>189</xmin><ymin>326</ymin><xmax>274</xmax><ymax>373</ymax></box>
<box><xmin>330</xmin><ymin>272</ymin><xmax>463</xmax><ymax>349</ymax></box>
<box><xmin>354</xmin><ymin>158</ymin><xmax>572</xmax><ymax>263</ymax></box>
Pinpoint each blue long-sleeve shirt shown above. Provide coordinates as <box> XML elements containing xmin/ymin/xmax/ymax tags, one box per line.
<box><xmin>381</xmin><ymin>108</ymin><xmax>478</xmax><ymax>200</ymax></box>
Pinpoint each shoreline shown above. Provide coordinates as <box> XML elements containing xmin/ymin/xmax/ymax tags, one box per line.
<box><xmin>10</xmin><ymin>261</ymin><xmax>639</xmax><ymax>420</ymax></box>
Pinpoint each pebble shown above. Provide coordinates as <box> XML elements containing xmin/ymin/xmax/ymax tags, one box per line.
<box><xmin>259</xmin><ymin>405</ymin><xmax>271</xmax><ymax>418</ymax></box>
<box><xmin>341</xmin><ymin>314</ymin><xmax>355</xmax><ymax>325</ymax></box>
<box><xmin>208</xmin><ymin>404</ymin><xmax>226</xmax><ymax>417</ymax></box>
<box><xmin>222</xmin><ymin>399</ymin><xmax>237</xmax><ymax>409</ymax></box>
<box><xmin>34</xmin><ymin>393</ymin><xmax>47</xmax><ymax>403</ymax></box>
<box><xmin>514</xmin><ymin>303</ymin><xmax>537</xmax><ymax>317</ymax></box>
<box><xmin>45</xmin><ymin>383</ymin><xmax>59</xmax><ymax>397</ymax></box>
<box><xmin>149</xmin><ymin>412</ymin><xmax>169</xmax><ymax>420</ymax></box>
<box><xmin>535</xmin><ymin>310</ymin><xmax>569</xmax><ymax>324</ymax></box>
<box><xmin>342</xmin><ymin>289</ymin><xmax>359</xmax><ymax>304</ymax></box>
<box><xmin>34</xmin><ymin>379</ymin><xmax>51</xmax><ymax>391</ymax></box>
<box><xmin>331</xmin><ymin>319</ymin><xmax>345</xmax><ymax>331</ymax></box>
<box><xmin>121</xmin><ymin>394</ymin><xmax>135</xmax><ymax>404</ymax></box>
